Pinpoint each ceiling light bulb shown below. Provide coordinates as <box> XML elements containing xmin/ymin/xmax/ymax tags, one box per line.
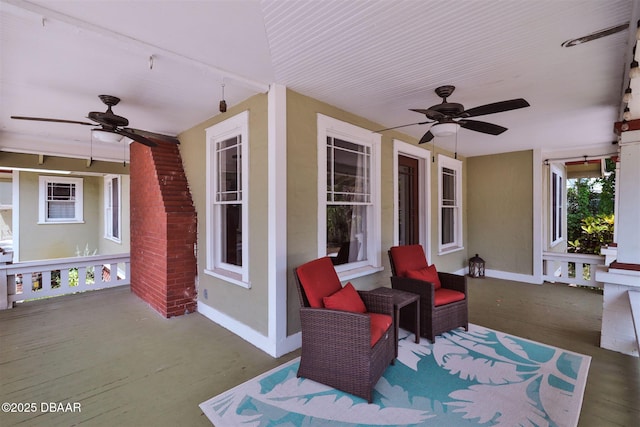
<box><xmin>623</xmin><ymin>87</ymin><xmax>633</xmax><ymax>103</ymax></box>
<box><xmin>430</xmin><ymin>122</ymin><xmax>460</xmax><ymax>137</ymax></box>
<box><xmin>623</xmin><ymin>107</ymin><xmax>632</xmax><ymax>121</ymax></box>
<box><xmin>631</xmin><ymin>60</ymin><xmax>640</xmax><ymax>79</ymax></box>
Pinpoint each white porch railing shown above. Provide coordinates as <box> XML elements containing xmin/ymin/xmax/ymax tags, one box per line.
<box><xmin>542</xmin><ymin>251</ymin><xmax>605</xmax><ymax>288</ymax></box>
<box><xmin>0</xmin><ymin>253</ymin><xmax>130</xmax><ymax>308</ymax></box>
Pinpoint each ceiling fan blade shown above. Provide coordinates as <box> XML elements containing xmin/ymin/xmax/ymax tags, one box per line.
<box><xmin>410</xmin><ymin>108</ymin><xmax>445</xmax><ymax>121</ymax></box>
<box><xmin>461</xmin><ymin>98</ymin><xmax>530</xmax><ymax>118</ymax></box>
<box><xmin>116</xmin><ymin>128</ymin><xmax>157</xmax><ymax>147</ymax></box>
<box><xmin>11</xmin><ymin>116</ymin><xmax>94</xmax><ymax>126</ymax></box>
<box><xmin>458</xmin><ymin>119</ymin><xmax>508</xmax><ymax>135</ymax></box>
<box><xmin>418</xmin><ymin>130</ymin><xmax>434</xmax><ymax>144</ymax></box>
<box><xmin>373</xmin><ymin>120</ymin><xmax>432</xmax><ymax>132</ymax></box>
<box><xmin>124</xmin><ymin>128</ymin><xmax>180</xmax><ymax>144</ymax></box>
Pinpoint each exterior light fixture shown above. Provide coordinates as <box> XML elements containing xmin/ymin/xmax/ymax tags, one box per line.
<box><xmin>219</xmin><ymin>83</ymin><xmax>227</xmax><ymax>113</ymax></box>
<box><xmin>630</xmin><ymin>60</ymin><xmax>640</xmax><ymax>79</ymax></box>
<box><xmin>623</xmin><ymin>85</ymin><xmax>633</xmax><ymax>103</ymax></box>
<box><xmin>469</xmin><ymin>254</ymin><xmax>485</xmax><ymax>278</ymax></box>
<box><xmin>623</xmin><ymin>107</ymin><xmax>632</xmax><ymax>121</ymax></box>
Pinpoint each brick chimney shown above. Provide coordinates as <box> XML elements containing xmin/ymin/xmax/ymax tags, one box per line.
<box><xmin>129</xmin><ymin>140</ymin><xmax>197</xmax><ymax>317</ymax></box>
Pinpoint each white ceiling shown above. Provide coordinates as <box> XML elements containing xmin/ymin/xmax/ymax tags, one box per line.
<box><xmin>0</xmin><ymin>0</ymin><xmax>636</xmax><ymax>162</ymax></box>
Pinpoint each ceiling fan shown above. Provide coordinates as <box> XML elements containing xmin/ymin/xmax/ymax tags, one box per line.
<box><xmin>379</xmin><ymin>85</ymin><xmax>530</xmax><ymax>144</ymax></box>
<box><xmin>11</xmin><ymin>95</ymin><xmax>179</xmax><ymax>147</ymax></box>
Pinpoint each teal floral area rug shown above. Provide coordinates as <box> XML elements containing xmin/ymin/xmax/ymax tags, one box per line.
<box><xmin>199</xmin><ymin>324</ymin><xmax>591</xmax><ymax>427</ymax></box>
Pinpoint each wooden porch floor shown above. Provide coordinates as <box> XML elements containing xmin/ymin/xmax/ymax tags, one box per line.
<box><xmin>0</xmin><ymin>279</ymin><xmax>638</xmax><ymax>427</ymax></box>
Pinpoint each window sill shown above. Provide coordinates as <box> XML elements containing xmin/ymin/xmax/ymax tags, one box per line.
<box><xmin>337</xmin><ymin>265</ymin><xmax>384</xmax><ymax>281</ymax></box>
<box><xmin>38</xmin><ymin>220</ymin><xmax>85</xmax><ymax>225</ymax></box>
<box><xmin>204</xmin><ymin>268</ymin><xmax>251</xmax><ymax>289</ymax></box>
<box><xmin>104</xmin><ymin>236</ymin><xmax>122</xmax><ymax>244</ymax></box>
<box><xmin>438</xmin><ymin>246</ymin><xmax>464</xmax><ymax>256</ymax></box>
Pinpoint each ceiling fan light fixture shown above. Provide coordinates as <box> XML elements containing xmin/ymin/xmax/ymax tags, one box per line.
<box><xmin>430</xmin><ymin>122</ymin><xmax>460</xmax><ymax>137</ymax></box>
<box><xmin>92</xmin><ymin>129</ymin><xmax>123</xmax><ymax>143</ymax></box>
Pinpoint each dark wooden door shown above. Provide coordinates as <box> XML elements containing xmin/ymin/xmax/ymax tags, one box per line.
<box><xmin>398</xmin><ymin>155</ymin><xmax>419</xmax><ymax>245</ymax></box>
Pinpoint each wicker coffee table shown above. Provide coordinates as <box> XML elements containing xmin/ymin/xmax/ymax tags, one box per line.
<box><xmin>369</xmin><ymin>287</ymin><xmax>420</xmax><ymax>357</ymax></box>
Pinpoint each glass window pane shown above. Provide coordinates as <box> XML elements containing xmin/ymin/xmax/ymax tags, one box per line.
<box><xmin>112</xmin><ymin>178</ymin><xmax>119</xmax><ymax>238</ymax></box>
<box><xmin>326</xmin><ymin>205</ymin><xmax>367</xmax><ymax>265</ymax></box>
<box><xmin>48</xmin><ymin>201</ymin><xmax>75</xmax><ymax>219</ymax></box>
<box><xmin>217</xmin><ymin>137</ymin><xmax>240</xmax><ymax>202</ymax></box>
<box><xmin>327</xmin><ymin>137</ymin><xmax>370</xmax><ymax>203</ymax></box>
<box><xmin>221</xmin><ymin>204</ymin><xmax>242</xmax><ymax>266</ymax></box>
<box><xmin>442</xmin><ymin>207</ymin><xmax>454</xmax><ymax>245</ymax></box>
<box><xmin>442</xmin><ymin>168</ymin><xmax>455</xmax><ymax>206</ymax></box>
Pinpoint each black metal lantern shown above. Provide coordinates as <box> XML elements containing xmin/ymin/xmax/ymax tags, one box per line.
<box><xmin>469</xmin><ymin>254</ymin><xmax>485</xmax><ymax>278</ymax></box>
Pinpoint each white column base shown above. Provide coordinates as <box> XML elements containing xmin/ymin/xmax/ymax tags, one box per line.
<box><xmin>597</xmin><ymin>267</ymin><xmax>640</xmax><ymax>357</ymax></box>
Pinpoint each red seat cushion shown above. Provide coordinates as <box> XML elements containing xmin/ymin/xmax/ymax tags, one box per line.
<box><xmin>389</xmin><ymin>245</ymin><xmax>428</xmax><ymax>277</ymax></box>
<box><xmin>406</xmin><ymin>265</ymin><xmax>441</xmax><ymax>290</ymax></box>
<box><xmin>296</xmin><ymin>257</ymin><xmax>342</xmax><ymax>308</ymax></box>
<box><xmin>434</xmin><ymin>288</ymin><xmax>466</xmax><ymax>306</ymax></box>
<box><xmin>323</xmin><ymin>282</ymin><xmax>367</xmax><ymax>313</ymax></box>
<box><xmin>368</xmin><ymin>313</ymin><xmax>392</xmax><ymax>347</ymax></box>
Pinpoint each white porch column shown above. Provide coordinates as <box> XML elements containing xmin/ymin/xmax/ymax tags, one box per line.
<box><xmin>597</xmin><ymin>130</ymin><xmax>640</xmax><ymax>357</ymax></box>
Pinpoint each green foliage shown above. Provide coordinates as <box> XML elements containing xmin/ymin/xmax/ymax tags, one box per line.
<box><xmin>567</xmin><ymin>161</ymin><xmax>616</xmax><ymax>253</ymax></box>
<box><xmin>568</xmin><ymin>214</ymin><xmax>614</xmax><ymax>254</ymax></box>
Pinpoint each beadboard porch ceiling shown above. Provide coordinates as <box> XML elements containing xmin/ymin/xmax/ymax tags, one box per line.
<box><xmin>0</xmin><ymin>0</ymin><xmax>636</xmax><ymax>161</ymax></box>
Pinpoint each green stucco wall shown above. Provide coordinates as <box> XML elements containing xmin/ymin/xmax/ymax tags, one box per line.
<box><xmin>467</xmin><ymin>150</ymin><xmax>533</xmax><ymax>275</ymax></box>
<box><xmin>0</xmin><ymin>153</ymin><xmax>130</xmax><ymax>260</ymax></box>
<box><xmin>19</xmin><ymin>172</ymin><xmax>101</xmax><ymax>260</ymax></box>
<box><xmin>179</xmin><ymin>93</ymin><xmax>271</xmax><ymax>336</ymax></box>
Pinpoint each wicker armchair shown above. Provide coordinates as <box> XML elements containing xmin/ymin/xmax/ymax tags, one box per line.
<box><xmin>388</xmin><ymin>245</ymin><xmax>468</xmax><ymax>342</ymax></box>
<box><xmin>294</xmin><ymin>257</ymin><xmax>395</xmax><ymax>403</ymax></box>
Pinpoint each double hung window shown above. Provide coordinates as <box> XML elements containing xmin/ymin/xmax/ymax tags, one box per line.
<box><xmin>39</xmin><ymin>176</ymin><xmax>83</xmax><ymax>223</ymax></box>
<box><xmin>205</xmin><ymin>111</ymin><xmax>249</xmax><ymax>287</ymax></box>
<box><xmin>438</xmin><ymin>155</ymin><xmax>463</xmax><ymax>253</ymax></box>
<box><xmin>318</xmin><ymin>114</ymin><xmax>381</xmax><ymax>275</ymax></box>
<box><xmin>104</xmin><ymin>175</ymin><xmax>121</xmax><ymax>242</ymax></box>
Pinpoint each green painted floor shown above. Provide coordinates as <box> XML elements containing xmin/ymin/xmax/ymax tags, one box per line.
<box><xmin>0</xmin><ymin>278</ymin><xmax>638</xmax><ymax>426</ymax></box>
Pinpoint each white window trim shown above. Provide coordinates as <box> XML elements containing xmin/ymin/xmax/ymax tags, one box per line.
<box><xmin>38</xmin><ymin>175</ymin><xmax>84</xmax><ymax>224</ymax></box>
<box><xmin>393</xmin><ymin>139</ymin><xmax>432</xmax><ymax>261</ymax></box>
<box><xmin>438</xmin><ymin>154</ymin><xmax>463</xmax><ymax>254</ymax></box>
<box><xmin>317</xmin><ymin>114</ymin><xmax>382</xmax><ymax>279</ymax></box>
<box><xmin>204</xmin><ymin>111</ymin><xmax>250</xmax><ymax>288</ymax></box>
<box><xmin>549</xmin><ymin>163</ymin><xmax>565</xmax><ymax>247</ymax></box>
<box><xmin>104</xmin><ymin>174</ymin><xmax>121</xmax><ymax>243</ymax></box>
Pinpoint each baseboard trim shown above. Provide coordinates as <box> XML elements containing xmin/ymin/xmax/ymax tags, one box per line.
<box><xmin>197</xmin><ymin>301</ymin><xmax>301</xmax><ymax>357</ymax></box>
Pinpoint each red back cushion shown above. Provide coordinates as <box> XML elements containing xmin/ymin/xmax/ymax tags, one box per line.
<box><xmin>406</xmin><ymin>264</ymin><xmax>441</xmax><ymax>290</ymax></box>
<box><xmin>389</xmin><ymin>245</ymin><xmax>428</xmax><ymax>277</ymax></box>
<box><xmin>323</xmin><ymin>282</ymin><xmax>367</xmax><ymax>313</ymax></box>
<box><xmin>296</xmin><ymin>257</ymin><xmax>342</xmax><ymax>308</ymax></box>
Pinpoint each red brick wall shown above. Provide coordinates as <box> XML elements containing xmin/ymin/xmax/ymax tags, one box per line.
<box><xmin>130</xmin><ymin>140</ymin><xmax>197</xmax><ymax>317</ymax></box>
